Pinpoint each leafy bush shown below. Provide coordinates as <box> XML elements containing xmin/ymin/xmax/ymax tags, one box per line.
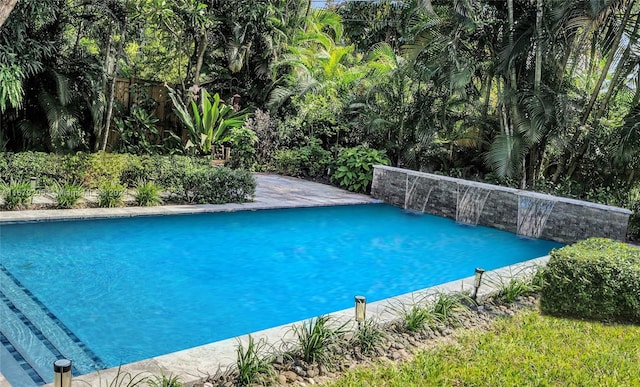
<box><xmin>226</xmin><ymin>126</ymin><xmax>258</xmax><ymax>170</ymax></box>
<box><xmin>272</xmin><ymin>149</ymin><xmax>306</xmax><ymax>177</ymax></box>
<box><xmin>135</xmin><ymin>181</ymin><xmax>162</xmax><ymax>206</ymax></box>
<box><xmin>167</xmin><ymin>166</ymin><xmax>255</xmax><ymax>204</ymax></box>
<box><xmin>98</xmin><ymin>182</ymin><xmax>125</xmax><ymax>208</ymax></box>
<box><xmin>628</xmin><ymin>198</ymin><xmax>639</xmax><ymax>240</ymax></box>
<box><xmin>272</xmin><ymin>138</ymin><xmax>331</xmax><ymax>178</ymax></box>
<box><xmin>54</xmin><ymin>183</ymin><xmax>84</xmax><ymax>208</ymax></box>
<box><xmin>246</xmin><ymin>109</ymin><xmax>278</xmax><ymax>165</ymax></box>
<box><xmin>540</xmin><ymin>238</ymin><xmax>640</xmax><ymax>322</ymax></box>
<box><xmin>113</xmin><ymin>106</ymin><xmax>162</xmax><ymax>155</ymax></box>
<box><xmin>2</xmin><ymin>181</ymin><xmax>34</xmax><ymax>209</ymax></box>
<box><xmin>85</xmin><ymin>152</ymin><xmax>130</xmax><ymax>188</ymax></box>
<box><xmin>331</xmin><ymin>145</ymin><xmax>389</xmax><ymax>193</ymax></box>
<box><xmin>0</xmin><ymin>152</ymin><xmax>65</xmax><ymax>187</ymax></box>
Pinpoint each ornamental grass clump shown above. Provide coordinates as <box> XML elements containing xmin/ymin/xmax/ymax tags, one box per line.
<box><xmin>351</xmin><ymin>319</ymin><xmax>386</xmax><ymax>356</ymax></box>
<box><xmin>134</xmin><ymin>181</ymin><xmax>162</xmax><ymax>206</ymax></box>
<box><xmin>98</xmin><ymin>182</ymin><xmax>124</xmax><ymax>208</ymax></box>
<box><xmin>1</xmin><ymin>181</ymin><xmax>34</xmax><ymax>209</ymax></box>
<box><xmin>54</xmin><ymin>182</ymin><xmax>84</xmax><ymax>208</ymax></box>
<box><xmin>235</xmin><ymin>335</ymin><xmax>274</xmax><ymax>386</ymax></box>
<box><xmin>541</xmin><ymin>238</ymin><xmax>640</xmax><ymax>323</ymax></box>
<box><xmin>496</xmin><ymin>277</ymin><xmax>534</xmax><ymax>304</ymax></box>
<box><xmin>392</xmin><ymin>302</ymin><xmax>438</xmax><ymax>332</ymax></box>
<box><xmin>432</xmin><ymin>292</ymin><xmax>469</xmax><ymax>326</ymax></box>
<box><xmin>291</xmin><ymin>315</ymin><xmax>347</xmax><ymax>366</ymax></box>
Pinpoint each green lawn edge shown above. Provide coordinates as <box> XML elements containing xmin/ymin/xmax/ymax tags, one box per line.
<box><xmin>326</xmin><ymin>310</ymin><xmax>640</xmax><ymax>386</ymax></box>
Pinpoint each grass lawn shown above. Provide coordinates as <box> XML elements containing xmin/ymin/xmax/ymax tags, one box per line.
<box><xmin>327</xmin><ymin>310</ymin><xmax>640</xmax><ymax>386</ymax></box>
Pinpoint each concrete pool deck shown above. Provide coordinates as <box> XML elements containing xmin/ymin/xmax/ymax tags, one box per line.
<box><xmin>0</xmin><ymin>174</ymin><xmax>549</xmax><ymax>386</ymax></box>
<box><xmin>0</xmin><ymin>174</ymin><xmax>377</xmax><ymax>224</ymax></box>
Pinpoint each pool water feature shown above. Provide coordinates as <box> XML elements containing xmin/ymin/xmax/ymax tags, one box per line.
<box><xmin>0</xmin><ymin>203</ymin><xmax>562</xmax><ymax>384</ymax></box>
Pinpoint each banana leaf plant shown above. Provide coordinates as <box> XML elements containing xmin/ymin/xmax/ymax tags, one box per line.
<box><xmin>167</xmin><ymin>85</ymin><xmax>250</xmax><ymax>155</ymax></box>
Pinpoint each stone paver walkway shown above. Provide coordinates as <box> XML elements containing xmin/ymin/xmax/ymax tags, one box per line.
<box><xmin>0</xmin><ymin>174</ymin><xmax>377</xmax><ymax>224</ymax></box>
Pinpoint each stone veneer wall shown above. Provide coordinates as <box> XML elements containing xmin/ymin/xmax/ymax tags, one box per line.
<box><xmin>371</xmin><ymin>165</ymin><xmax>632</xmax><ymax>244</ymax></box>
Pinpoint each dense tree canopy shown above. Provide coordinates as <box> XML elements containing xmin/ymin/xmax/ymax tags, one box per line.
<box><xmin>1</xmin><ymin>0</ymin><xmax>638</xmax><ymax>218</ymax></box>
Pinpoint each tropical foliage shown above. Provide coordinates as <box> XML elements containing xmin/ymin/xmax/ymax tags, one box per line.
<box><xmin>0</xmin><ymin>0</ymin><xmax>638</xmax><ymax>235</ymax></box>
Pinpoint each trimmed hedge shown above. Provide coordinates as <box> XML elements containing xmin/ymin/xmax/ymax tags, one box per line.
<box><xmin>540</xmin><ymin>238</ymin><xmax>640</xmax><ymax>323</ymax></box>
<box><xmin>165</xmin><ymin>165</ymin><xmax>256</xmax><ymax>204</ymax></box>
<box><xmin>0</xmin><ymin>152</ymin><xmax>256</xmax><ymax>206</ymax></box>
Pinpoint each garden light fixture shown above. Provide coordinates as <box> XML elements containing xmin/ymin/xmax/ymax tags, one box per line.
<box><xmin>355</xmin><ymin>295</ymin><xmax>366</xmax><ymax>323</ymax></box>
<box><xmin>472</xmin><ymin>268</ymin><xmax>485</xmax><ymax>301</ymax></box>
<box><xmin>53</xmin><ymin>359</ymin><xmax>72</xmax><ymax>387</ymax></box>
<box><xmin>30</xmin><ymin>176</ymin><xmax>37</xmax><ymax>190</ymax></box>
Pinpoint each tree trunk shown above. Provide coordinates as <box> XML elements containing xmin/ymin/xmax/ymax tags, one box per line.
<box><xmin>534</xmin><ymin>0</ymin><xmax>543</xmax><ymax>91</ymax></box>
<box><xmin>193</xmin><ymin>33</ymin><xmax>208</xmax><ymax>87</ymax></box>
<box><xmin>100</xmin><ymin>22</ymin><xmax>126</xmax><ymax>152</ymax></box>
<box><xmin>0</xmin><ymin>0</ymin><xmax>19</xmax><ymax>27</ymax></box>
<box><xmin>94</xmin><ymin>21</ymin><xmax>114</xmax><ymax>151</ymax></box>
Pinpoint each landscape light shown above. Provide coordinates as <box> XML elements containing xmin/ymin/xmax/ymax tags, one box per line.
<box><xmin>30</xmin><ymin>176</ymin><xmax>37</xmax><ymax>190</ymax></box>
<box><xmin>53</xmin><ymin>359</ymin><xmax>72</xmax><ymax>387</ymax></box>
<box><xmin>355</xmin><ymin>295</ymin><xmax>366</xmax><ymax>323</ymax></box>
<box><xmin>472</xmin><ymin>268</ymin><xmax>485</xmax><ymax>301</ymax></box>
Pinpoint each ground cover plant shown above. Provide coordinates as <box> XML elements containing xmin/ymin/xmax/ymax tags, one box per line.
<box><xmin>327</xmin><ymin>310</ymin><xmax>640</xmax><ymax>387</ymax></box>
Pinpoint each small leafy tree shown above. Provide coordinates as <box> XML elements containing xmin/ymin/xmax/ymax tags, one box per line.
<box><xmin>167</xmin><ymin>85</ymin><xmax>250</xmax><ymax>155</ymax></box>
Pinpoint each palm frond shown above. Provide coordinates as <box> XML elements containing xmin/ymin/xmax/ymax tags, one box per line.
<box><xmin>486</xmin><ymin>133</ymin><xmax>527</xmax><ymax>178</ymax></box>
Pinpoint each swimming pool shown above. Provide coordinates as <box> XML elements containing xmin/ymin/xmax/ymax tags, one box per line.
<box><xmin>0</xmin><ymin>203</ymin><xmax>562</xmax><ymax>384</ymax></box>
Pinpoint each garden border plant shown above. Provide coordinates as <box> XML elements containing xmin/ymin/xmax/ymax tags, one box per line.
<box><xmin>541</xmin><ymin>238</ymin><xmax>640</xmax><ymax>323</ymax></box>
<box><xmin>0</xmin><ymin>152</ymin><xmax>257</xmax><ymax>209</ymax></box>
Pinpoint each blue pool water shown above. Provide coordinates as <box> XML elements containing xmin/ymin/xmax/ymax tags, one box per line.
<box><xmin>0</xmin><ymin>204</ymin><xmax>562</xmax><ymax>378</ymax></box>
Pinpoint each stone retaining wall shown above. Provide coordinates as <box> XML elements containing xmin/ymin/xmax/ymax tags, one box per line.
<box><xmin>371</xmin><ymin>165</ymin><xmax>632</xmax><ymax>244</ymax></box>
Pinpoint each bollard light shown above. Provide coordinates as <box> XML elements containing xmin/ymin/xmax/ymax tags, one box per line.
<box><xmin>53</xmin><ymin>359</ymin><xmax>72</xmax><ymax>387</ymax></box>
<box><xmin>472</xmin><ymin>268</ymin><xmax>485</xmax><ymax>301</ymax></box>
<box><xmin>355</xmin><ymin>295</ymin><xmax>366</xmax><ymax>323</ymax></box>
<box><xmin>30</xmin><ymin>176</ymin><xmax>37</xmax><ymax>190</ymax></box>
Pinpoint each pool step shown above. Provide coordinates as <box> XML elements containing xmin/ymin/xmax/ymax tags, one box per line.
<box><xmin>0</xmin><ymin>265</ymin><xmax>105</xmax><ymax>385</ymax></box>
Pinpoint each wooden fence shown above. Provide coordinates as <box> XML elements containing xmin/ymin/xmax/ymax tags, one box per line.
<box><xmin>114</xmin><ymin>77</ymin><xmax>176</xmax><ymax>133</ymax></box>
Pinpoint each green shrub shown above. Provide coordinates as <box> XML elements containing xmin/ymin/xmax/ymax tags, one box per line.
<box><xmin>628</xmin><ymin>198</ymin><xmax>639</xmax><ymax>240</ymax></box>
<box><xmin>60</xmin><ymin>152</ymin><xmax>91</xmax><ymax>185</ymax></box>
<box><xmin>167</xmin><ymin>166</ymin><xmax>255</xmax><ymax>204</ymax></box>
<box><xmin>540</xmin><ymin>238</ymin><xmax>640</xmax><ymax>322</ymax></box>
<box><xmin>98</xmin><ymin>182</ymin><xmax>125</xmax><ymax>208</ymax></box>
<box><xmin>272</xmin><ymin>149</ymin><xmax>305</xmax><ymax>177</ymax></box>
<box><xmin>272</xmin><ymin>138</ymin><xmax>331</xmax><ymax>178</ymax></box>
<box><xmin>54</xmin><ymin>183</ymin><xmax>84</xmax><ymax>208</ymax></box>
<box><xmin>331</xmin><ymin>145</ymin><xmax>389</xmax><ymax>193</ymax></box>
<box><xmin>85</xmin><ymin>152</ymin><xmax>130</xmax><ymax>188</ymax></box>
<box><xmin>226</xmin><ymin>126</ymin><xmax>258</xmax><ymax>170</ymax></box>
<box><xmin>135</xmin><ymin>181</ymin><xmax>162</xmax><ymax>206</ymax></box>
<box><xmin>1</xmin><ymin>152</ymin><xmax>65</xmax><ymax>187</ymax></box>
<box><xmin>2</xmin><ymin>181</ymin><xmax>34</xmax><ymax>209</ymax></box>
<box><xmin>121</xmin><ymin>155</ymin><xmax>177</xmax><ymax>187</ymax></box>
